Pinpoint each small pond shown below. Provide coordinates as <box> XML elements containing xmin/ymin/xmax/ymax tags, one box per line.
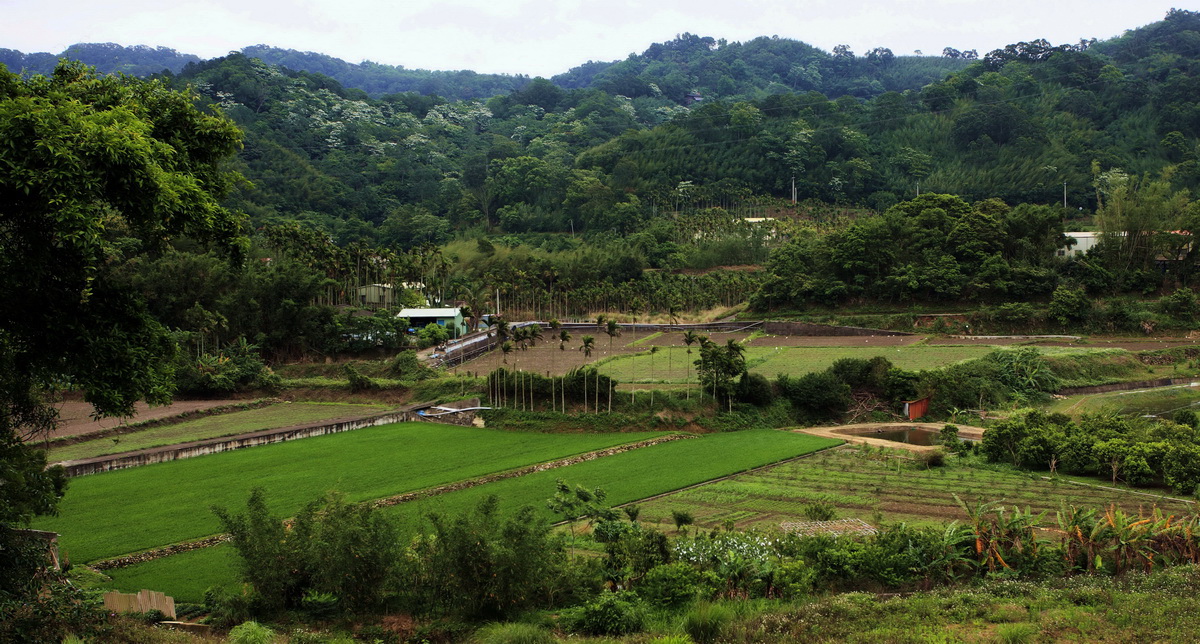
<box><xmin>869</xmin><ymin>427</ymin><xmax>940</xmax><ymax>446</ymax></box>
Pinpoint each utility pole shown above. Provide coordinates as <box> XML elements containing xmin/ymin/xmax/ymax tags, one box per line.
<box><xmin>791</xmin><ymin>176</ymin><xmax>796</xmax><ymax>203</ymax></box>
<box><xmin>1063</xmin><ymin>181</ymin><xmax>1068</xmax><ymax>208</ymax></box>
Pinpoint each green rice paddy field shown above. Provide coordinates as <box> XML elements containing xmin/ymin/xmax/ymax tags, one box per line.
<box><xmin>34</xmin><ymin>422</ymin><xmax>667</xmax><ymax>563</ymax></box>
<box><xmin>600</xmin><ymin>344</ymin><xmax>1108</xmax><ymax>383</ymax></box>
<box><xmin>48</xmin><ymin>402</ymin><xmax>392</xmax><ymax>462</ymax></box>
<box><xmin>102</xmin><ymin>429</ymin><xmax>841</xmax><ymax>601</ymax></box>
<box><xmin>636</xmin><ymin>445</ymin><xmax>1197</xmax><ymax>534</ymax></box>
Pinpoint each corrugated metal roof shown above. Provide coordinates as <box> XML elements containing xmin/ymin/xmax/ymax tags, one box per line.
<box><xmin>396</xmin><ymin>307</ymin><xmax>461</xmax><ymax>318</ymax></box>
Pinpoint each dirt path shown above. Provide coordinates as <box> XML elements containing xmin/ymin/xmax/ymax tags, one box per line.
<box><xmin>795</xmin><ymin>422</ymin><xmax>987</xmax><ymax>452</ymax></box>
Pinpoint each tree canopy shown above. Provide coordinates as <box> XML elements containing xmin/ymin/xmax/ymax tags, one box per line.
<box><xmin>0</xmin><ymin>61</ymin><xmax>246</xmax><ymax>525</ymax></box>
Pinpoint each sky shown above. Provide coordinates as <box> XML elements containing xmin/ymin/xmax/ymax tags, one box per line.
<box><xmin>0</xmin><ymin>0</ymin><xmax>1189</xmax><ymax>77</ymax></box>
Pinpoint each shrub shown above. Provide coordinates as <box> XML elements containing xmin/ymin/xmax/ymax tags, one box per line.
<box><xmin>567</xmin><ymin>592</ymin><xmax>645</xmax><ymax>636</ymax></box>
<box><xmin>213</xmin><ymin>489</ymin><xmax>398</xmax><ymax>614</ymax></box>
<box><xmin>406</xmin><ymin>496</ymin><xmax>570</xmax><ymax>620</ymax></box>
<box><xmin>735</xmin><ymin>371</ymin><xmax>775</xmax><ymax>406</ymax></box>
<box><xmin>640</xmin><ymin>562</ymin><xmax>704</xmax><ymax>607</ymax></box>
<box><xmin>389</xmin><ymin>350</ymin><xmax>434</xmax><ymax>380</ymax></box>
<box><xmin>1048</xmin><ymin>285</ymin><xmax>1091</xmax><ymax>327</ymax></box>
<box><xmin>829</xmin><ymin>358</ymin><xmax>872</xmax><ymax>388</ymax></box>
<box><xmin>300</xmin><ymin>590</ymin><xmax>339</xmax><ymax>619</ymax></box>
<box><xmin>938</xmin><ymin>424</ymin><xmax>965</xmax><ymax>452</ymax></box>
<box><xmin>0</xmin><ymin>581</ymin><xmax>105</xmax><ymax>643</ymax></box>
<box><xmin>174</xmin><ymin>337</ymin><xmax>281</xmax><ymax>395</ymax></box>
<box><xmin>802</xmin><ymin>501</ymin><xmax>837</xmax><ymax>521</ymax></box>
<box><xmin>344</xmin><ymin>364</ymin><xmax>378</xmax><ymax>392</ymax></box>
<box><xmin>681</xmin><ymin>602</ymin><xmax>733</xmax><ymax>644</ymax></box>
<box><xmin>776</xmin><ymin>560</ymin><xmax>816</xmax><ymax>598</ymax></box>
<box><xmin>228</xmin><ymin>621</ymin><xmax>275</xmax><ymax>644</ymax></box>
<box><xmin>777</xmin><ymin>371</ymin><xmax>851</xmax><ymax>422</ymax></box>
<box><xmin>1160</xmin><ymin>287</ymin><xmax>1199</xmax><ymax>322</ymax></box>
<box><xmin>592</xmin><ymin>519</ymin><xmax>635</xmax><ymax>544</ymax></box>
<box><xmin>471</xmin><ymin>622</ymin><xmax>557</xmax><ymax>644</ymax></box>
<box><xmin>922</xmin><ymin>450</ymin><xmax>947</xmax><ymax>468</ymax></box>
<box><xmin>672</xmin><ymin>510</ymin><xmax>695</xmax><ymax>532</ymax></box>
<box><xmin>418</xmin><ymin>322</ymin><xmax>451</xmax><ymax>347</ymax></box>
<box><xmin>202</xmin><ymin>586</ymin><xmax>255</xmax><ymax>629</ymax></box>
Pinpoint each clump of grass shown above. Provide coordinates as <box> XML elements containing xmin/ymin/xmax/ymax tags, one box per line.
<box><xmin>682</xmin><ymin>602</ymin><xmax>733</xmax><ymax>644</ymax></box>
<box><xmin>994</xmin><ymin>622</ymin><xmax>1039</xmax><ymax>644</ymax></box>
<box><xmin>471</xmin><ymin>622</ymin><xmax>557</xmax><ymax>644</ymax></box>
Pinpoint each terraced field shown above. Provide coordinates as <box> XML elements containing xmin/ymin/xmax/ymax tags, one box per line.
<box><xmin>635</xmin><ymin>446</ymin><xmax>1196</xmax><ymax>533</ymax></box>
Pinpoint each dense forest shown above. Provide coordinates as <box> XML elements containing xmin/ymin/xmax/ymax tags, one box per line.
<box><xmin>3</xmin><ymin>9</ymin><xmax>1200</xmax><ymax>362</ymax></box>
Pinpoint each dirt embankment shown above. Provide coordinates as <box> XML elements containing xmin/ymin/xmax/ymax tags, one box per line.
<box><xmin>42</xmin><ymin>399</ymin><xmax>249</xmax><ymax>441</ymax></box>
<box><xmin>796</xmin><ymin>422</ymin><xmax>986</xmax><ymax>452</ymax></box>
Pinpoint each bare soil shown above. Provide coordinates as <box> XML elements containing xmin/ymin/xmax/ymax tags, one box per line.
<box><xmin>46</xmin><ymin>399</ymin><xmax>246</xmax><ymax>441</ymax></box>
<box><xmin>448</xmin><ymin>330</ymin><xmax>755</xmax><ymax>376</ymax></box>
<box><xmin>795</xmin><ymin>422</ymin><xmax>987</xmax><ymax>453</ymax></box>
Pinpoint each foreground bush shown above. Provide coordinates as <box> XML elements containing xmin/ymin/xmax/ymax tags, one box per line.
<box><xmin>213</xmin><ymin>489</ymin><xmax>398</xmax><ymax>614</ymax></box>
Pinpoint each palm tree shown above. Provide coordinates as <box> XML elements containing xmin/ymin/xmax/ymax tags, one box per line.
<box><xmin>649</xmin><ymin>345</ymin><xmax>660</xmax><ymax>406</ymax></box>
<box><xmin>682</xmin><ymin>330</ymin><xmax>699</xmax><ymax>400</ymax></box>
<box><xmin>527</xmin><ymin>323</ymin><xmax>544</xmax><ymax>348</ymax></box>
<box><xmin>581</xmin><ymin>335</ymin><xmax>595</xmax><ymax>358</ymax></box>
<box><xmin>605</xmin><ymin>319</ymin><xmax>621</xmax><ymax>348</ymax></box>
<box><xmin>558</xmin><ymin>329</ymin><xmax>572</xmax><ymax>351</ymax></box>
<box><xmin>501</xmin><ymin>340</ymin><xmax>514</xmax><ymax>364</ymax></box>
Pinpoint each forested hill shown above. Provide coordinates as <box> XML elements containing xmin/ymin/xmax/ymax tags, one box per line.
<box><xmin>0</xmin><ymin>37</ymin><xmax>966</xmax><ymax>103</ymax></box>
<box><xmin>151</xmin><ymin>9</ymin><xmax>1200</xmax><ymax>251</ymax></box>
<box><xmin>551</xmin><ymin>33</ymin><xmax>969</xmax><ymax>102</ymax></box>
<box><xmin>239</xmin><ymin>45</ymin><xmax>531</xmax><ymax>100</ymax></box>
<box><xmin>0</xmin><ymin>43</ymin><xmax>199</xmax><ymax>76</ymax></box>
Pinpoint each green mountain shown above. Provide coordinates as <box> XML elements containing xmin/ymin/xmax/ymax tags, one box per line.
<box><xmin>0</xmin><ymin>42</ymin><xmax>199</xmax><ymax>76</ymax></box>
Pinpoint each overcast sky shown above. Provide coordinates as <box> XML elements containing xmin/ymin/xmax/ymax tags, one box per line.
<box><xmin>1</xmin><ymin>0</ymin><xmax>1187</xmax><ymax>77</ymax></box>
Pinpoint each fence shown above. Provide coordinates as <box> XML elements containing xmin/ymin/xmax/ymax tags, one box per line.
<box><xmin>102</xmin><ymin>589</ymin><xmax>176</xmax><ymax>619</ymax></box>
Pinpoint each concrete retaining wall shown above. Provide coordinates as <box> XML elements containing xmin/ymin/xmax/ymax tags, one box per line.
<box><xmin>762</xmin><ymin>321</ymin><xmax>912</xmax><ymax>337</ymax></box>
<box><xmin>61</xmin><ymin>398</ymin><xmax>490</xmax><ymax>477</ymax></box>
<box><xmin>62</xmin><ymin>408</ymin><xmax>420</xmax><ymax>477</ymax></box>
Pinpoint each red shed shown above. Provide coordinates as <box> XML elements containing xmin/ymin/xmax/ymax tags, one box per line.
<box><xmin>903</xmin><ymin>397</ymin><xmax>930</xmax><ymax>420</ymax></box>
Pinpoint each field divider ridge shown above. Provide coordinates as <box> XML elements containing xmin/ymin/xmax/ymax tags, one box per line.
<box><xmin>87</xmin><ymin>433</ymin><xmax>691</xmax><ymax>571</ymax></box>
